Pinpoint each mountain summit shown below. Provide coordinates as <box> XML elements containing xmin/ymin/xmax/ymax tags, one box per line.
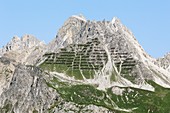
<box><xmin>0</xmin><ymin>15</ymin><xmax>170</xmax><ymax>112</ymax></box>
<box><xmin>0</xmin><ymin>35</ymin><xmax>46</xmax><ymax>65</ymax></box>
<box><xmin>46</xmin><ymin>15</ymin><xmax>170</xmax><ymax>91</ymax></box>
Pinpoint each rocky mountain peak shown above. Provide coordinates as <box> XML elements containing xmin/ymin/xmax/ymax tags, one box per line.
<box><xmin>50</xmin><ymin>15</ymin><xmax>148</xmax><ymax>60</ymax></box>
<box><xmin>111</xmin><ymin>17</ymin><xmax>119</xmax><ymax>23</ymax></box>
<box><xmin>1</xmin><ymin>34</ymin><xmax>41</xmax><ymax>54</ymax></box>
<box><xmin>11</xmin><ymin>36</ymin><xmax>20</xmax><ymax>42</ymax></box>
<box><xmin>49</xmin><ymin>15</ymin><xmax>124</xmax><ymax>51</ymax></box>
<box><xmin>0</xmin><ymin>35</ymin><xmax>47</xmax><ymax>65</ymax></box>
<box><xmin>111</xmin><ymin>17</ymin><xmax>122</xmax><ymax>27</ymax></box>
<box><xmin>71</xmin><ymin>14</ymin><xmax>87</xmax><ymax>22</ymax></box>
<box><xmin>43</xmin><ymin>15</ymin><xmax>170</xmax><ymax>91</ymax></box>
<box><xmin>157</xmin><ymin>52</ymin><xmax>170</xmax><ymax>72</ymax></box>
<box><xmin>21</xmin><ymin>34</ymin><xmax>39</xmax><ymax>46</ymax></box>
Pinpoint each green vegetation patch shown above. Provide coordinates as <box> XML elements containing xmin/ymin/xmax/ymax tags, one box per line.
<box><xmin>47</xmin><ymin>77</ymin><xmax>170</xmax><ymax>113</ymax></box>
<box><xmin>0</xmin><ymin>101</ymin><xmax>13</xmax><ymax>113</ymax></box>
<box><xmin>82</xmin><ymin>70</ymin><xmax>95</xmax><ymax>79</ymax></box>
<box><xmin>33</xmin><ymin>109</ymin><xmax>38</xmax><ymax>113</ymax></box>
<box><xmin>56</xmin><ymin>84</ymin><xmax>117</xmax><ymax>111</ymax></box>
<box><xmin>110</xmin><ymin>71</ymin><xmax>116</xmax><ymax>82</ymax></box>
<box><xmin>66</xmin><ymin>69</ymin><xmax>84</xmax><ymax>80</ymax></box>
<box><xmin>107</xmin><ymin>81</ymin><xmax>170</xmax><ymax>113</ymax></box>
<box><xmin>40</xmin><ymin>63</ymin><xmax>69</xmax><ymax>73</ymax></box>
<box><xmin>40</xmin><ymin>40</ymin><xmax>109</xmax><ymax>81</ymax></box>
<box><xmin>47</xmin><ymin>77</ymin><xmax>120</xmax><ymax>112</ymax></box>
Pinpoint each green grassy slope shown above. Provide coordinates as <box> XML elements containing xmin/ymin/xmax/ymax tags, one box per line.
<box><xmin>46</xmin><ymin>77</ymin><xmax>170</xmax><ymax>113</ymax></box>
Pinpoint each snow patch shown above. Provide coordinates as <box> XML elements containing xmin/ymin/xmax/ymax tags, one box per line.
<box><xmin>110</xmin><ymin>17</ymin><xmax>119</xmax><ymax>32</ymax></box>
<box><xmin>72</xmin><ymin>15</ymin><xmax>87</xmax><ymax>22</ymax></box>
<box><xmin>111</xmin><ymin>17</ymin><xmax>117</xmax><ymax>24</ymax></box>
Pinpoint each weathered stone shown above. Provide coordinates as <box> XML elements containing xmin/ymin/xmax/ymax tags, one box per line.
<box><xmin>1</xmin><ymin>35</ymin><xmax>47</xmax><ymax>65</ymax></box>
<box><xmin>0</xmin><ymin>15</ymin><xmax>170</xmax><ymax>113</ymax></box>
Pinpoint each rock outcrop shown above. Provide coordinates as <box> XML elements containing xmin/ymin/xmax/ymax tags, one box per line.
<box><xmin>0</xmin><ymin>64</ymin><xmax>58</xmax><ymax>113</ymax></box>
<box><xmin>0</xmin><ymin>57</ymin><xmax>16</xmax><ymax>95</ymax></box>
<box><xmin>1</xmin><ymin>35</ymin><xmax>47</xmax><ymax>65</ymax></box>
<box><xmin>157</xmin><ymin>53</ymin><xmax>170</xmax><ymax>72</ymax></box>
<box><xmin>1</xmin><ymin>35</ymin><xmax>38</xmax><ymax>53</ymax></box>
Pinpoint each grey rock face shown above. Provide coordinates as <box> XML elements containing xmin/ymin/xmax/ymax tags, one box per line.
<box><xmin>1</xmin><ymin>35</ymin><xmax>47</xmax><ymax>65</ymax></box>
<box><xmin>1</xmin><ymin>35</ymin><xmax>41</xmax><ymax>53</ymax></box>
<box><xmin>0</xmin><ymin>64</ymin><xmax>58</xmax><ymax>113</ymax></box>
<box><xmin>52</xmin><ymin>15</ymin><xmax>89</xmax><ymax>50</ymax></box>
<box><xmin>157</xmin><ymin>53</ymin><xmax>170</xmax><ymax>72</ymax></box>
<box><xmin>0</xmin><ymin>57</ymin><xmax>16</xmax><ymax>95</ymax></box>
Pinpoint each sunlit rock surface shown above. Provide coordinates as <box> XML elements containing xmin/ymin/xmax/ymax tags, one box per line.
<box><xmin>0</xmin><ymin>15</ymin><xmax>170</xmax><ymax>112</ymax></box>
<box><xmin>0</xmin><ymin>35</ymin><xmax>47</xmax><ymax>65</ymax></box>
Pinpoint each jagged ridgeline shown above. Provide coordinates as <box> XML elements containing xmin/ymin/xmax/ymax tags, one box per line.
<box><xmin>1</xmin><ymin>15</ymin><xmax>170</xmax><ymax>113</ymax></box>
<box><xmin>39</xmin><ymin>15</ymin><xmax>144</xmax><ymax>89</ymax></box>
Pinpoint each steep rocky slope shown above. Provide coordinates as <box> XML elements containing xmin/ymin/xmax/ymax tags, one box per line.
<box><xmin>45</xmin><ymin>15</ymin><xmax>170</xmax><ymax>90</ymax></box>
<box><xmin>0</xmin><ymin>57</ymin><xmax>16</xmax><ymax>95</ymax></box>
<box><xmin>0</xmin><ymin>60</ymin><xmax>58</xmax><ymax>112</ymax></box>
<box><xmin>0</xmin><ymin>15</ymin><xmax>170</xmax><ymax>113</ymax></box>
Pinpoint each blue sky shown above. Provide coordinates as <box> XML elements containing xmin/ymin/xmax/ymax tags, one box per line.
<box><xmin>0</xmin><ymin>0</ymin><xmax>170</xmax><ymax>58</ymax></box>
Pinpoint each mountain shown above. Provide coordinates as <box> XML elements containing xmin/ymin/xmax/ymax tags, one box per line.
<box><xmin>0</xmin><ymin>15</ymin><xmax>170</xmax><ymax>113</ymax></box>
<box><xmin>0</xmin><ymin>35</ymin><xmax>47</xmax><ymax>65</ymax></box>
<box><xmin>45</xmin><ymin>15</ymin><xmax>170</xmax><ymax>90</ymax></box>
